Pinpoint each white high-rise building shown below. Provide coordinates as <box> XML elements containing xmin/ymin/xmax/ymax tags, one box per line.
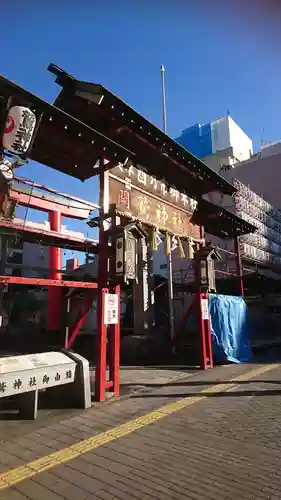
<box><xmin>176</xmin><ymin>115</ymin><xmax>253</xmax><ymax>173</ymax></box>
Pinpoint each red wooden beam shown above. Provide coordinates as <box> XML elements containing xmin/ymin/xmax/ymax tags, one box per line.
<box><xmin>66</xmin><ymin>289</ymin><xmax>96</xmax><ymax>348</ymax></box>
<box><xmin>0</xmin><ymin>218</ymin><xmax>99</xmax><ymax>252</ymax></box>
<box><xmin>0</xmin><ymin>276</ymin><xmax>98</xmax><ymax>288</ymax></box>
<box><xmin>173</xmin><ymin>297</ymin><xmax>196</xmax><ymax>344</ymax></box>
<box><xmin>9</xmin><ymin>189</ymin><xmax>91</xmax><ymax>219</ymax></box>
<box><xmin>14</xmin><ymin>176</ymin><xmax>99</xmax><ymax>211</ymax></box>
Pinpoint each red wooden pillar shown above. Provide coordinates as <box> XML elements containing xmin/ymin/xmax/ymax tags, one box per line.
<box><xmin>234</xmin><ymin>236</ymin><xmax>244</xmax><ymax>297</ymax></box>
<box><xmin>96</xmin><ymin>287</ymin><xmax>108</xmax><ymax>402</ymax></box>
<box><xmin>196</xmin><ymin>226</ymin><xmax>213</xmax><ymax>369</ymax></box>
<box><xmin>203</xmin><ymin>293</ymin><xmax>213</xmax><ymax>369</ymax></box>
<box><xmin>197</xmin><ymin>225</ymin><xmax>207</xmax><ymax>369</ymax></box>
<box><xmin>198</xmin><ymin>293</ymin><xmax>214</xmax><ymax>370</ymax></box>
<box><xmin>48</xmin><ymin>211</ymin><xmax>62</xmax><ymax>331</ymax></box>
<box><xmin>95</xmin><ymin>158</ymin><xmax>109</xmax><ymax>401</ymax></box>
<box><xmin>198</xmin><ymin>292</ymin><xmax>208</xmax><ymax>370</ymax></box>
<box><xmin>109</xmin><ymin>284</ymin><xmax>120</xmax><ymax>397</ymax></box>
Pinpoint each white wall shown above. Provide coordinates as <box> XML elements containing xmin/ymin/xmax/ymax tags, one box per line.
<box><xmin>211</xmin><ymin>117</ymin><xmax>231</xmax><ymax>153</ymax></box>
<box><xmin>210</xmin><ymin>116</ymin><xmax>253</xmax><ymax>162</ymax></box>
<box><xmin>203</xmin><ymin>148</ymin><xmax>237</xmax><ymax>174</ymax></box>
<box><xmin>228</xmin><ymin>116</ymin><xmax>253</xmax><ymax>162</ymax></box>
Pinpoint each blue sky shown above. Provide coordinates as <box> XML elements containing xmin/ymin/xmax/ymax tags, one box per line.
<box><xmin>2</xmin><ymin>1</ymin><xmax>281</xmax><ymax>260</ymax></box>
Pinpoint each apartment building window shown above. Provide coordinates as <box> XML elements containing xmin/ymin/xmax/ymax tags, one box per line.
<box><xmin>6</xmin><ymin>252</ymin><xmax>23</xmax><ymax>265</ymax></box>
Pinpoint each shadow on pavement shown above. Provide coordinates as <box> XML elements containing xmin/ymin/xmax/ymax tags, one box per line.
<box><xmin>130</xmin><ymin>388</ymin><xmax>281</xmax><ymax>399</ymax></box>
<box><xmin>119</xmin><ymin>365</ymin><xmax>200</xmax><ymax>371</ymax></box>
<box><xmin>123</xmin><ymin>378</ymin><xmax>281</xmax><ymax>390</ymax></box>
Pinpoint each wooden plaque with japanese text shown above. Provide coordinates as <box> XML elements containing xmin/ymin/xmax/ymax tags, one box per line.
<box><xmin>109</xmin><ymin>165</ymin><xmax>201</xmax><ymax>239</ymax></box>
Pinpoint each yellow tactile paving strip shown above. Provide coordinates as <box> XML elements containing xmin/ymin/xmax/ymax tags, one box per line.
<box><xmin>0</xmin><ymin>363</ymin><xmax>279</xmax><ymax>490</ymax></box>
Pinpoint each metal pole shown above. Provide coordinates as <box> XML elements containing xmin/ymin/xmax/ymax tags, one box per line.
<box><xmin>167</xmin><ymin>245</ymin><xmax>175</xmax><ymax>339</ymax></box>
<box><xmin>160</xmin><ymin>64</ymin><xmax>175</xmax><ymax>340</ymax></box>
<box><xmin>161</xmin><ymin>64</ymin><xmax>167</xmax><ymax>134</ymax></box>
<box><xmin>234</xmin><ymin>236</ymin><xmax>244</xmax><ymax>296</ymax></box>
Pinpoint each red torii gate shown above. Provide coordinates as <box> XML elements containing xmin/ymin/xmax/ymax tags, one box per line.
<box><xmin>9</xmin><ymin>179</ymin><xmax>97</xmax><ymax>331</ymax></box>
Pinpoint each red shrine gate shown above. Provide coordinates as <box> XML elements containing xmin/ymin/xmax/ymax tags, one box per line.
<box><xmin>0</xmin><ymin>66</ymin><xmax>255</xmax><ymax>402</ymax></box>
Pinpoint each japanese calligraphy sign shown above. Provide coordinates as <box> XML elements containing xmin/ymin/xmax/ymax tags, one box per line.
<box><xmin>0</xmin><ymin>352</ymin><xmax>76</xmax><ymax>398</ymax></box>
<box><xmin>201</xmin><ymin>298</ymin><xmax>209</xmax><ymax>320</ymax></box>
<box><xmin>109</xmin><ymin>176</ymin><xmax>200</xmax><ymax>239</ymax></box>
<box><xmin>110</xmin><ymin>164</ymin><xmax>197</xmax><ymax>215</ymax></box>
<box><xmin>104</xmin><ymin>293</ymin><xmax>119</xmax><ymax>325</ymax></box>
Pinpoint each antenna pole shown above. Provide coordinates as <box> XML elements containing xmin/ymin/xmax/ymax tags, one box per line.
<box><xmin>161</xmin><ymin>64</ymin><xmax>167</xmax><ymax>133</ymax></box>
<box><xmin>160</xmin><ymin>64</ymin><xmax>175</xmax><ymax>341</ymax></box>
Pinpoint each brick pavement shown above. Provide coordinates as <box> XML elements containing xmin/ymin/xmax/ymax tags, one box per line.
<box><xmin>1</xmin><ymin>362</ymin><xmax>281</xmax><ymax>499</ymax></box>
<box><xmin>0</xmin><ymin>365</ymin><xmax>195</xmax><ymax>444</ymax></box>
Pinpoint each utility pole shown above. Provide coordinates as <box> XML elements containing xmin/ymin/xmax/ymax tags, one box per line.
<box><xmin>160</xmin><ymin>64</ymin><xmax>175</xmax><ymax>340</ymax></box>
<box><xmin>160</xmin><ymin>64</ymin><xmax>167</xmax><ymax>134</ymax></box>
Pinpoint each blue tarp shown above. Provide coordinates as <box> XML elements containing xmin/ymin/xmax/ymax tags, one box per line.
<box><xmin>209</xmin><ymin>294</ymin><xmax>252</xmax><ymax>363</ymax></box>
